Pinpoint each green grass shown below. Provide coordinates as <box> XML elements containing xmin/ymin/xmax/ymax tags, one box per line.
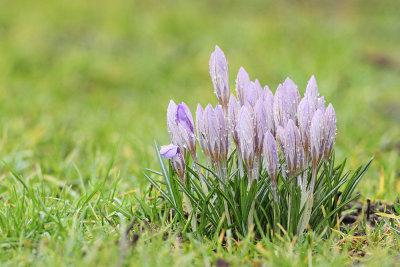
<box><xmin>0</xmin><ymin>0</ymin><xmax>399</xmax><ymax>266</ymax></box>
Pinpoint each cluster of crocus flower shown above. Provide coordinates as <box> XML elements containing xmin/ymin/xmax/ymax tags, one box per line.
<box><xmin>160</xmin><ymin>45</ymin><xmax>337</xmax><ymax>230</ymax></box>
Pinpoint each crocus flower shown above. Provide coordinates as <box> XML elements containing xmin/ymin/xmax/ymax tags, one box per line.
<box><xmin>284</xmin><ymin>120</ymin><xmax>305</xmax><ymax>176</ymax></box>
<box><xmin>160</xmin><ymin>144</ymin><xmax>186</xmax><ymax>182</ymax></box>
<box><xmin>262</xmin><ymin>86</ymin><xmax>275</xmax><ymax>135</ymax></box>
<box><xmin>263</xmin><ymin>131</ymin><xmax>279</xmax><ymax>200</ymax></box>
<box><xmin>254</xmin><ymin>99</ymin><xmax>267</xmax><ymax>157</ymax></box>
<box><xmin>237</xmin><ymin>106</ymin><xmax>255</xmax><ymax>181</ymax></box>
<box><xmin>273</xmin><ymin>80</ymin><xmax>300</xmax><ymax>128</ymax></box>
<box><xmin>297</xmin><ymin>96</ymin><xmax>312</xmax><ymax>159</ymax></box>
<box><xmin>323</xmin><ymin>104</ymin><xmax>337</xmax><ymax>161</ymax></box>
<box><xmin>167</xmin><ymin>100</ymin><xmax>183</xmax><ymax>148</ymax></box>
<box><xmin>228</xmin><ymin>94</ymin><xmax>240</xmax><ymax>147</ymax></box>
<box><xmin>310</xmin><ymin>109</ymin><xmax>325</xmax><ymax>168</ymax></box>
<box><xmin>305</xmin><ymin>75</ymin><xmax>319</xmax><ymax>101</ymax></box>
<box><xmin>210</xmin><ymin>45</ymin><xmax>230</xmax><ymax>111</ymax></box>
<box><xmin>215</xmin><ymin>104</ymin><xmax>229</xmax><ymax>164</ymax></box>
<box><xmin>196</xmin><ymin>104</ymin><xmax>210</xmax><ymax>161</ymax></box>
<box><xmin>176</xmin><ymin>103</ymin><xmax>197</xmax><ymax>157</ymax></box>
<box><xmin>263</xmin><ymin>131</ymin><xmax>279</xmax><ymax>181</ymax></box>
<box><xmin>204</xmin><ymin>104</ymin><xmax>220</xmax><ymax>165</ymax></box>
<box><xmin>235</xmin><ymin>67</ymin><xmax>250</xmax><ymax>106</ymax></box>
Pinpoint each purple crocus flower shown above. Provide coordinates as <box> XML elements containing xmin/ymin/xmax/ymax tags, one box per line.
<box><xmin>160</xmin><ymin>144</ymin><xmax>180</xmax><ymax>159</ymax></box>
<box><xmin>263</xmin><ymin>131</ymin><xmax>279</xmax><ymax>200</ymax></box>
<box><xmin>196</xmin><ymin>104</ymin><xmax>210</xmax><ymax>161</ymax></box>
<box><xmin>209</xmin><ymin>45</ymin><xmax>230</xmax><ymax>111</ymax></box>
<box><xmin>235</xmin><ymin>67</ymin><xmax>250</xmax><ymax>106</ymax></box>
<box><xmin>228</xmin><ymin>94</ymin><xmax>240</xmax><ymax>147</ymax></box>
<box><xmin>204</xmin><ymin>104</ymin><xmax>220</xmax><ymax>165</ymax></box>
<box><xmin>160</xmin><ymin>144</ymin><xmax>186</xmax><ymax>182</ymax></box>
<box><xmin>323</xmin><ymin>104</ymin><xmax>337</xmax><ymax>161</ymax></box>
<box><xmin>176</xmin><ymin>103</ymin><xmax>196</xmax><ymax>156</ymax></box>
<box><xmin>262</xmin><ymin>86</ymin><xmax>275</xmax><ymax>136</ymax></box>
<box><xmin>305</xmin><ymin>75</ymin><xmax>319</xmax><ymax>101</ymax></box>
<box><xmin>273</xmin><ymin>79</ymin><xmax>300</xmax><ymax>129</ymax></box>
<box><xmin>297</xmin><ymin>96</ymin><xmax>312</xmax><ymax>159</ymax></box>
<box><xmin>237</xmin><ymin>106</ymin><xmax>255</xmax><ymax>180</ymax></box>
<box><xmin>167</xmin><ymin>100</ymin><xmax>182</xmax><ymax>147</ymax></box>
<box><xmin>284</xmin><ymin>120</ymin><xmax>305</xmax><ymax>176</ymax></box>
<box><xmin>263</xmin><ymin>131</ymin><xmax>279</xmax><ymax>181</ymax></box>
<box><xmin>254</xmin><ymin>99</ymin><xmax>267</xmax><ymax>157</ymax></box>
<box><xmin>310</xmin><ymin>109</ymin><xmax>325</xmax><ymax>168</ymax></box>
<box><xmin>273</xmin><ymin>84</ymin><xmax>289</xmax><ymax>128</ymax></box>
<box><xmin>215</xmin><ymin>104</ymin><xmax>229</xmax><ymax>162</ymax></box>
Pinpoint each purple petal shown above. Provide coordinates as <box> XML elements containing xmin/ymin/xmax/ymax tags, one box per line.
<box><xmin>263</xmin><ymin>131</ymin><xmax>279</xmax><ymax>180</ymax></box>
<box><xmin>310</xmin><ymin>109</ymin><xmax>325</xmax><ymax>166</ymax></box>
<box><xmin>324</xmin><ymin>104</ymin><xmax>336</xmax><ymax>160</ymax></box>
<box><xmin>228</xmin><ymin>94</ymin><xmax>240</xmax><ymax>145</ymax></box>
<box><xmin>176</xmin><ymin>103</ymin><xmax>194</xmax><ymax>133</ymax></box>
<box><xmin>160</xmin><ymin>144</ymin><xmax>180</xmax><ymax>159</ymax></box>
<box><xmin>235</xmin><ymin>67</ymin><xmax>250</xmax><ymax>106</ymax></box>
<box><xmin>209</xmin><ymin>45</ymin><xmax>230</xmax><ymax>108</ymax></box>
<box><xmin>284</xmin><ymin>120</ymin><xmax>304</xmax><ymax>175</ymax></box>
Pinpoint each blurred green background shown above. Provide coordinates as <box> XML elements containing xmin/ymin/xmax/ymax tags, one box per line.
<box><xmin>0</xmin><ymin>0</ymin><xmax>399</xmax><ymax>199</ymax></box>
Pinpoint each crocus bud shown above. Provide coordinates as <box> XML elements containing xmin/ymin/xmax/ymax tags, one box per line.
<box><xmin>323</xmin><ymin>104</ymin><xmax>337</xmax><ymax>161</ymax></box>
<box><xmin>228</xmin><ymin>94</ymin><xmax>240</xmax><ymax>147</ymax></box>
<box><xmin>254</xmin><ymin>99</ymin><xmax>267</xmax><ymax>157</ymax></box>
<box><xmin>237</xmin><ymin>106</ymin><xmax>255</xmax><ymax>175</ymax></box>
<box><xmin>167</xmin><ymin>100</ymin><xmax>182</xmax><ymax>147</ymax></box>
<box><xmin>262</xmin><ymin>86</ymin><xmax>275</xmax><ymax>136</ymax></box>
<box><xmin>297</xmin><ymin>96</ymin><xmax>312</xmax><ymax>158</ymax></box>
<box><xmin>215</xmin><ymin>104</ymin><xmax>228</xmax><ymax>162</ymax></box>
<box><xmin>204</xmin><ymin>104</ymin><xmax>220</xmax><ymax>164</ymax></box>
<box><xmin>210</xmin><ymin>45</ymin><xmax>230</xmax><ymax>110</ymax></box>
<box><xmin>305</xmin><ymin>75</ymin><xmax>319</xmax><ymax>101</ymax></box>
<box><xmin>273</xmin><ymin>84</ymin><xmax>289</xmax><ymax>128</ymax></box>
<box><xmin>263</xmin><ymin>131</ymin><xmax>279</xmax><ymax>181</ymax></box>
<box><xmin>284</xmin><ymin>120</ymin><xmax>305</xmax><ymax>176</ymax></box>
<box><xmin>196</xmin><ymin>104</ymin><xmax>210</xmax><ymax>160</ymax></box>
<box><xmin>176</xmin><ymin>103</ymin><xmax>197</xmax><ymax>156</ymax></box>
<box><xmin>160</xmin><ymin>144</ymin><xmax>186</xmax><ymax>182</ymax></box>
<box><xmin>310</xmin><ymin>109</ymin><xmax>325</xmax><ymax>168</ymax></box>
<box><xmin>283</xmin><ymin>77</ymin><xmax>301</xmax><ymax>123</ymax></box>
<box><xmin>235</xmin><ymin>67</ymin><xmax>250</xmax><ymax>106</ymax></box>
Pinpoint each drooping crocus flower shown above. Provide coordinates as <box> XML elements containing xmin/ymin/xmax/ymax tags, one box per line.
<box><xmin>284</xmin><ymin>120</ymin><xmax>305</xmax><ymax>177</ymax></box>
<box><xmin>237</xmin><ymin>106</ymin><xmax>255</xmax><ymax>183</ymax></box>
<box><xmin>160</xmin><ymin>144</ymin><xmax>186</xmax><ymax>182</ymax></box>
<box><xmin>176</xmin><ymin>103</ymin><xmax>197</xmax><ymax>157</ymax></box>
<box><xmin>323</xmin><ymin>104</ymin><xmax>337</xmax><ymax>161</ymax></box>
<box><xmin>235</xmin><ymin>67</ymin><xmax>250</xmax><ymax>106</ymax></box>
<box><xmin>167</xmin><ymin>100</ymin><xmax>183</xmax><ymax>148</ymax></box>
<box><xmin>209</xmin><ymin>45</ymin><xmax>230</xmax><ymax>112</ymax></box>
<box><xmin>263</xmin><ymin>131</ymin><xmax>279</xmax><ymax>200</ymax></box>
